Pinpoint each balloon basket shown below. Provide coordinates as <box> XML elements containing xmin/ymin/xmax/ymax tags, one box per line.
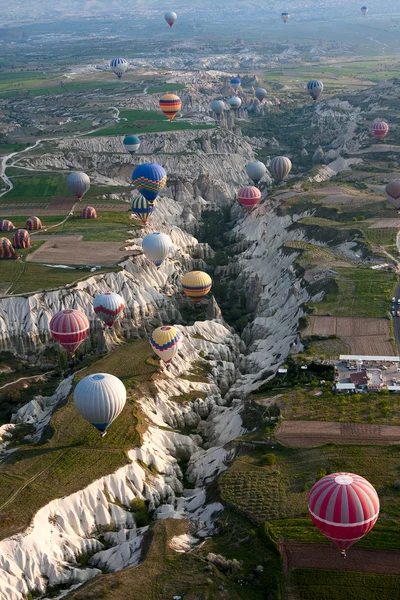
<box><xmin>100</xmin><ymin>431</ymin><xmax>108</xmax><ymax>438</ymax></box>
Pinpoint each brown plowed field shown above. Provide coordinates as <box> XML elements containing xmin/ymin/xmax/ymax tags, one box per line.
<box><xmin>282</xmin><ymin>542</ymin><xmax>400</xmax><ymax>575</ymax></box>
<box><xmin>304</xmin><ymin>316</ymin><xmax>393</xmax><ymax>355</ymax></box>
<box><xmin>27</xmin><ymin>236</ymin><xmax>130</xmax><ymax>266</ymax></box>
<box><xmin>276</xmin><ymin>420</ymin><xmax>400</xmax><ymax>447</ymax></box>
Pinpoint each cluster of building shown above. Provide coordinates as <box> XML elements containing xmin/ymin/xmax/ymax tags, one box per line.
<box><xmin>335</xmin><ymin>355</ymin><xmax>400</xmax><ymax>393</ymax></box>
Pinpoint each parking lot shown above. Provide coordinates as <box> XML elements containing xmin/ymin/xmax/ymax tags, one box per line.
<box><xmin>336</xmin><ymin>359</ymin><xmax>400</xmax><ymax>389</ymax></box>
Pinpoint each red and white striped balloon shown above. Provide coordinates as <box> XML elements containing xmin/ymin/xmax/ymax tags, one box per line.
<box><xmin>308</xmin><ymin>472</ymin><xmax>379</xmax><ymax>555</ymax></box>
<box><xmin>50</xmin><ymin>309</ymin><xmax>90</xmax><ymax>355</ymax></box>
<box><xmin>371</xmin><ymin>120</ymin><xmax>389</xmax><ymax>141</ymax></box>
<box><xmin>237</xmin><ymin>186</ymin><xmax>262</xmax><ymax>211</ymax></box>
<box><xmin>93</xmin><ymin>292</ymin><xmax>125</xmax><ymax>328</ymax></box>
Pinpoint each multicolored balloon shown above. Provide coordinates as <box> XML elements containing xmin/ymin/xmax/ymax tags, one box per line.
<box><xmin>25</xmin><ymin>216</ymin><xmax>42</xmax><ymax>231</ymax></box>
<box><xmin>110</xmin><ymin>57</ymin><xmax>128</xmax><ymax>79</ymax></box>
<box><xmin>132</xmin><ymin>163</ymin><xmax>167</xmax><ymax>205</ymax></box>
<box><xmin>385</xmin><ymin>180</ymin><xmax>400</xmax><ymax>210</ymax></box>
<box><xmin>81</xmin><ymin>205</ymin><xmax>97</xmax><ymax>219</ymax></box>
<box><xmin>211</xmin><ymin>100</ymin><xmax>225</xmax><ymax>116</ymax></box>
<box><xmin>230</xmin><ymin>77</ymin><xmax>241</xmax><ymax>92</ymax></box>
<box><xmin>159</xmin><ymin>93</ymin><xmax>182</xmax><ymax>122</ymax></box>
<box><xmin>74</xmin><ymin>373</ymin><xmax>126</xmax><ymax>436</ymax></box>
<box><xmin>371</xmin><ymin>120</ymin><xmax>389</xmax><ymax>141</ymax></box>
<box><xmin>131</xmin><ymin>195</ymin><xmax>155</xmax><ymax>225</ymax></box>
<box><xmin>12</xmin><ymin>229</ymin><xmax>31</xmax><ymax>249</ymax></box>
<box><xmin>229</xmin><ymin>96</ymin><xmax>242</xmax><ymax>109</ymax></box>
<box><xmin>0</xmin><ymin>220</ymin><xmax>15</xmax><ymax>232</ymax></box>
<box><xmin>142</xmin><ymin>232</ymin><xmax>172</xmax><ymax>267</ymax></box>
<box><xmin>149</xmin><ymin>325</ymin><xmax>181</xmax><ymax>364</ymax></box>
<box><xmin>0</xmin><ymin>238</ymin><xmax>15</xmax><ymax>259</ymax></box>
<box><xmin>93</xmin><ymin>292</ymin><xmax>125</xmax><ymax>328</ymax></box>
<box><xmin>237</xmin><ymin>186</ymin><xmax>262</xmax><ymax>211</ymax></box>
<box><xmin>67</xmin><ymin>172</ymin><xmax>90</xmax><ymax>200</ymax></box>
<box><xmin>246</xmin><ymin>161</ymin><xmax>267</xmax><ymax>185</ymax></box>
<box><xmin>307</xmin><ymin>80</ymin><xmax>324</xmax><ymax>101</ymax></box>
<box><xmin>270</xmin><ymin>156</ymin><xmax>292</xmax><ymax>181</ymax></box>
<box><xmin>182</xmin><ymin>271</ymin><xmax>212</xmax><ymax>303</ymax></box>
<box><xmin>308</xmin><ymin>472</ymin><xmax>379</xmax><ymax>557</ymax></box>
<box><xmin>50</xmin><ymin>309</ymin><xmax>90</xmax><ymax>355</ymax></box>
<box><xmin>164</xmin><ymin>11</ymin><xmax>177</xmax><ymax>27</ymax></box>
<box><xmin>281</xmin><ymin>12</ymin><xmax>290</xmax><ymax>22</ymax></box>
<box><xmin>255</xmin><ymin>88</ymin><xmax>267</xmax><ymax>102</ymax></box>
<box><xmin>123</xmin><ymin>135</ymin><xmax>140</xmax><ymax>155</ymax></box>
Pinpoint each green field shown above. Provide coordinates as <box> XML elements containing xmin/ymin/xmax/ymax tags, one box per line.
<box><xmin>87</xmin><ymin>109</ymin><xmax>214</xmax><ymax>136</ymax></box>
<box><xmin>146</xmin><ymin>83</ymin><xmax>185</xmax><ymax>95</ymax></box>
<box><xmin>0</xmin><ymin>340</ymin><xmax>157</xmax><ymax>541</ymax></box>
<box><xmin>310</xmin><ymin>267</ymin><xmax>397</xmax><ymax>318</ymax></box>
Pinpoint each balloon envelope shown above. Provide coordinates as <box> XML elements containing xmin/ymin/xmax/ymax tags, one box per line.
<box><xmin>94</xmin><ymin>292</ymin><xmax>125</xmax><ymax>328</ymax></box>
<box><xmin>67</xmin><ymin>172</ymin><xmax>90</xmax><ymax>200</ymax></box>
<box><xmin>255</xmin><ymin>88</ymin><xmax>267</xmax><ymax>102</ymax></box>
<box><xmin>164</xmin><ymin>11</ymin><xmax>177</xmax><ymax>26</ymax></box>
<box><xmin>110</xmin><ymin>57</ymin><xmax>128</xmax><ymax>79</ymax></box>
<box><xmin>123</xmin><ymin>135</ymin><xmax>140</xmax><ymax>155</ymax></box>
<box><xmin>159</xmin><ymin>93</ymin><xmax>182</xmax><ymax>121</ymax></box>
<box><xmin>150</xmin><ymin>325</ymin><xmax>180</xmax><ymax>364</ymax></box>
<box><xmin>238</xmin><ymin>186</ymin><xmax>262</xmax><ymax>211</ymax></box>
<box><xmin>12</xmin><ymin>229</ymin><xmax>31</xmax><ymax>249</ymax></box>
<box><xmin>182</xmin><ymin>271</ymin><xmax>212</xmax><ymax>303</ymax></box>
<box><xmin>270</xmin><ymin>156</ymin><xmax>292</xmax><ymax>181</ymax></box>
<box><xmin>308</xmin><ymin>472</ymin><xmax>379</xmax><ymax>554</ymax></box>
<box><xmin>281</xmin><ymin>12</ymin><xmax>290</xmax><ymax>22</ymax></box>
<box><xmin>0</xmin><ymin>237</ymin><xmax>15</xmax><ymax>259</ymax></box>
<box><xmin>361</xmin><ymin>5</ymin><xmax>368</xmax><ymax>14</ymax></box>
<box><xmin>230</xmin><ymin>77</ymin><xmax>241</xmax><ymax>91</ymax></box>
<box><xmin>0</xmin><ymin>220</ymin><xmax>15</xmax><ymax>232</ymax></box>
<box><xmin>81</xmin><ymin>206</ymin><xmax>97</xmax><ymax>219</ymax></box>
<box><xmin>26</xmin><ymin>216</ymin><xmax>42</xmax><ymax>231</ymax></box>
<box><xmin>131</xmin><ymin>195</ymin><xmax>155</xmax><ymax>225</ymax></box>
<box><xmin>385</xmin><ymin>180</ymin><xmax>400</xmax><ymax>210</ymax></box>
<box><xmin>371</xmin><ymin>120</ymin><xmax>389</xmax><ymax>140</ymax></box>
<box><xmin>132</xmin><ymin>163</ymin><xmax>167</xmax><ymax>203</ymax></box>
<box><xmin>142</xmin><ymin>232</ymin><xmax>172</xmax><ymax>267</ymax></box>
<box><xmin>211</xmin><ymin>100</ymin><xmax>225</xmax><ymax>116</ymax></box>
<box><xmin>50</xmin><ymin>309</ymin><xmax>89</xmax><ymax>354</ymax></box>
<box><xmin>246</xmin><ymin>161</ymin><xmax>266</xmax><ymax>184</ymax></box>
<box><xmin>307</xmin><ymin>80</ymin><xmax>324</xmax><ymax>101</ymax></box>
<box><xmin>229</xmin><ymin>96</ymin><xmax>242</xmax><ymax>109</ymax></box>
<box><xmin>74</xmin><ymin>373</ymin><xmax>126</xmax><ymax>433</ymax></box>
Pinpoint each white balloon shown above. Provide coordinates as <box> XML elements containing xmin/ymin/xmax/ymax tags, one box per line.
<box><xmin>74</xmin><ymin>373</ymin><xmax>126</xmax><ymax>434</ymax></box>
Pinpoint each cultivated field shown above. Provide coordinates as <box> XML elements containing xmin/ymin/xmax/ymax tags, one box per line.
<box><xmin>304</xmin><ymin>316</ymin><xmax>394</xmax><ymax>355</ymax></box>
<box><xmin>26</xmin><ymin>236</ymin><xmax>131</xmax><ymax>266</ymax></box>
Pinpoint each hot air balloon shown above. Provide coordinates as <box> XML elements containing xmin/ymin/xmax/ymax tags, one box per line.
<box><xmin>164</xmin><ymin>11</ymin><xmax>177</xmax><ymax>27</ymax></box>
<box><xmin>182</xmin><ymin>271</ymin><xmax>212</xmax><ymax>303</ymax></box>
<box><xmin>211</xmin><ymin>100</ymin><xmax>225</xmax><ymax>117</ymax></box>
<box><xmin>385</xmin><ymin>180</ymin><xmax>400</xmax><ymax>210</ymax></box>
<box><xmin>110</xmin><ymin>57</ymin><xmax>128</xmax><ymax>79</ymax></box>
<box><xmin>308</xmin><ymin>472</ymin><xmax>379</xmax><ymax>557</ymax></box>
<box><xmin>270</xmin><ymin>156</ymin><xmax>292</xmax><ymax>181</ymax></box>
<box><xmin>159</xmin><ymin>93</ymin><xmax>182</xmax><ymax>122</ymax></box>
<box><xmin>149</xmin><ymin>325</ymin><xmax>180</xmax><ymax>364</ymax></box>
<box><xmin>25</xmin><ymin>216</ymin><xmax>42</xmax><ymax>231</ymax></box>
<box><xmin>246</xmin><ymin>161</ymin><xmax>267</xmax><ymax>185</ymax></box>
<box><xmin>230</xmin><ymin>77</ymin><xmax>241</xmax><ymax>92</ymax></box>
<box><xmin>0</xmin><ymin>220</ymin><xmax>14</xmax><ymax>232</ymax></box>
<box><xmin>131</xmin><ymin>195</ymin><xmax>155</xmax><ymax>225</ymax></box>
<box><xmin>371</xmin><ymin>120</ymin><xmax>389</xmax><ymax>141</ymax></box>
<box><xmin>74</xmin><ymin>373</ymin><xmax>126</xmax><ymax>436</ymax></box>
<box><xmin>81</xmin><ymin>205</ymin><xmax>97</xmax><ymax>219</ymax></box>
<box><xmin>237</xmin><ymin>186</ymin><xmax>262</xmax><ymax>211</ymax></box>
<box><xmin>229</xmin><ymin>96</ymin><xmax>242</xmax><ymax>110</ymax></box>
<box><xmin>255</xmin><ymin>88</ymin><xmax>267</xmax><ymax>102</ymax></box>
<box><xmin>0</xmin><ymin>238</ymin><xmax>15</xmax><ymax>259</ymax></box>
<box><xmin>66</xmin><ymin>172</ymin><xmax>90</xmax><ymax>200</ymax></box>
<box><xmin>50</xmin><ymin>309</ymin><xmax>90</xmax><ymax>356</ymax></box>
<box><xmin>142</xmin><ymin>232</ymin><xmax>172</xmax><ymax>267</ymax></box>
<box><xmin>132</xmin><ymin>163</ymin><xmax>167</xmax><ymax>205</ymax></box>
<box><xmin>307</xmin><ymin>80</ymin><xmax>324</xmax><ymax>101</ymax></box>
<box><xmin>12</xmin><ymin>229</ymin><xmax>31</xmax><ymax>249</ymax></box>
<box><xmin>123</xmin><ymin>135</ymin><xmax>140</xmax><ymax>155</ymax></box>
<box><xmin>361</xmin><ymin>5</ymin><xmax>368</xmax><ymax>15</ymax></box>
<box><xmin>93</xmin><ymin>292</ymin><xmax>125</xmax><ymax>328</ymax></box>
<box><xmin>281</xmin><ymin>12</ymin><xmax>290</xmax><ymax>22</ymax></box>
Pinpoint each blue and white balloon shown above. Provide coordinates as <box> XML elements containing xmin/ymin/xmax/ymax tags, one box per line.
<box><xmin>142</xmin><ymin>232</ymin><xmax>172</xmax><ymax>267</ymax></box>
<box><xmin>123</xmin><ymin>135</ymin><xmax>140</xmax><ymax>155</ymax></box>
<box><xmin>110</xmin><ymin>58</ymin><xmax>128</xmax><ymax>79</ymax></box>
<box><xmin>74</xmin><ymin>373</ymin><xmax>126</xmax><ymax>436</ymax></box>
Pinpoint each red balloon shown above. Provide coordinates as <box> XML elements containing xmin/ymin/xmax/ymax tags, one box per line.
<box><xmin>371</xmin><ymin>120</ymin><xmax>389</xmax><ymax>140</ymax></box>
<box><xmin>237</xmin><ymin>186</ymin><xmax>262</xmax><ymax>211</ymax></box>
<box><xmin>308</xmin><ymin>472</ymin><xmax>379</xmax><ymax>556</ymax></box>
<box><xmin>50</xmin><ymin>309</ymin><xmax>90</xmax><ymax>354</ymax></box>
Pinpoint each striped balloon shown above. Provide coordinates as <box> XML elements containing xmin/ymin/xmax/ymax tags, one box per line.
<box><xmin>159</xmin><ymin>93</ymin><xmax>182</xmax><ymax>122</ymax></box>
<box><xmin>110</xmin><ymin>57</ymin><xmax>128</xmax><ymax>79</ymax></box>
<box><xmin>123</xmin><ymin>135</ymin><xmax>140</xmax><ymax>155</ymax></box>
<box><xmin>94</xmin><ymin>292</ymin><xmax>125</xmax><ymax>328</ymax></box>
<box><xmin>308</xmin><ymin>472</ymin><xmax>379</xmax><ymax>556</ymax></box>
<box><xmin>49</xmin><ymin>309</ymin><xmax>90</xmax><ymax>355</ymax></box>
<box><xmin>385</xmin><ymin>180</ymin><xmax>400</xmax><ymax>210</ymax></box>
<box><xmin>149</xmin><ymin>325</ymin><xmax>180</xmax><ymax>364</ymax></box>
<box><xmin>237</xmin><ymin>186</ymin><xmax>261</xmax><ymax>211</ymax></box>
<box><xmin>74</xmin><ymin>373</ymin><xmax>126</xmax><ymax>435</ymax></box>
<box><xmin>131</xmin><ymin>195</ymin><xmax>155</xmax><ymax>225</ymax></box>
<box><xmin>307</xmin><ymin>80</ymin><xmax>324</xmax><ymax>101</ymax></box>
<box><xmin>270</xmin><ymin>156</ymin><xmax>292</xmax><ymax>181</ymax></box>
<box><xmin>0</xmin><ymin>220</ymin><xmax>15</xmax><ymax>232</ymax></box>
<box><xmin>132</xmin><ymin>163</ymin><xmax>167</xmax><ymax>204</ymax></box>
<box><xmin>26</xmin><ymin>216</ymin><xmax>42</xmax><ymax>231</ymax></box>
<box><xmin>371</xmin><ymin>120</ymin><xmax>389</xmax><ymax>141</ymax></box>
<box><xmin>0</xmin><ymin>237</ymin><xmax>15</xmax><ymax>259</ymax></box>
<box><xmin>12</xmin><ymin>229</ymin><xmax>31</xmax><ymax>249</ymax></box>
<box><xmin>81</xmin><ymin>205</ymin><xmax>97</xmax><ymax>219</ymax></box>
<box><xmin>182</xmin><ymin>271</ymin><xmax>212</xmax><ymax>303</ymax></box>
